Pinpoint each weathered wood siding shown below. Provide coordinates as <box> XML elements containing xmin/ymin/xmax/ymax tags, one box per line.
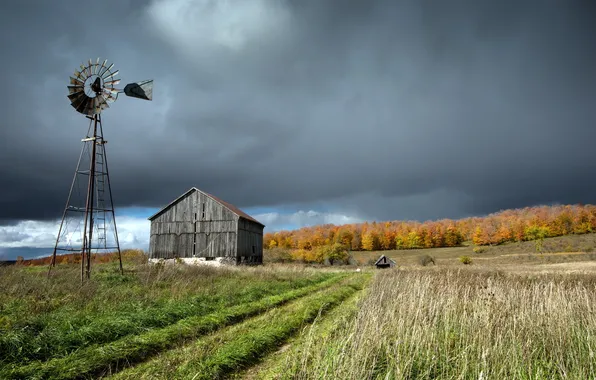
<box><xmin>149</xmin><ymin>190</ymin><xmax>239</xmax><ymax>259</ymax></box>
<box><xmin>237</xmin><ymin>218</ymin><xmax>264</xmax><ymax>264</ymax></box>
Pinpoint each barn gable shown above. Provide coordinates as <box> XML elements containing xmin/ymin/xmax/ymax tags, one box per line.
<box><xmin>148</xmin><ymin>187</ymin><xmax>264</xmax><ymax>227</ymax></box>
<box><xmin>375</xmin><ymin>255</ymin><xmax>396</xmax><ymax>269</ymax></box>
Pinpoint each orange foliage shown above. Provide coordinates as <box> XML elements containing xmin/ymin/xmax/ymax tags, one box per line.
<box><xmin>264</xmin><ymin>204</ymin><xmax>596</xmax><ymax>251</ymax></box>
<box><xmin>14</xmin><ymin>249</ymin><xmax>146</xmax><ymax>267</ymax></box>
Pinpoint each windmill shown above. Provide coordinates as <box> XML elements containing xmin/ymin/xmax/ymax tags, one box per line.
<box><xmin>49</xmin><ymin>58</ymin><xmax>153</xmax><ymax>281</ymax></box>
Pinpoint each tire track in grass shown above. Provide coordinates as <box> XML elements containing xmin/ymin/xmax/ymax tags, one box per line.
<box><xmin>238</xmin><ymin>287</ymin><xmax>366</xmax><ymax>380</ymax></box>
<box><xmin>111</xmin><ymin>274</ymin><xmax>371</xmax><ymax>380</ymax></box>
<box><xmin>0</xmin><ymin>275</ymin><xmax>347</xmax><ymax>380</ymax></box>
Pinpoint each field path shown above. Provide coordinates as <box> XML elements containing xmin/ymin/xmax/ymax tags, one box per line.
<box><xmin>110</xmin><ymin>273</ymin><xmax>370</xmax><ymax>380</ymax></box>
<box><xmin>238</xmin><ymin>287</ymin><xmax>366</xmax><ymax>379</ymax></box>
<box><xmin>0</xmin><ymin>275</ymin><xmax>347</xmax><ymax>380</ymax></box>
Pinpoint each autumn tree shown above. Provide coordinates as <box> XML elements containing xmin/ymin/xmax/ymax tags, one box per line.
<box><xmin>361</xmin><ymin>230</ymin><xmax>379</xmax><ymax>251</ymax></box>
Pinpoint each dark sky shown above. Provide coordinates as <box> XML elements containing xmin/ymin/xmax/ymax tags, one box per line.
<box><xmin>1</xmin><ymin>0</ymin><xmax>595</xmax><ymax>227</ymax></box>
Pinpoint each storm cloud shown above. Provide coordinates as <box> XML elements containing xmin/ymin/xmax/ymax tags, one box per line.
<box><xmin>1</xmin><ymin>0</ymin><xmax>595</xmax><ymax>229</ymax></box>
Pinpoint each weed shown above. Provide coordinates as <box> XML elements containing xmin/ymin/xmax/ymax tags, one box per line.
<box><xmin>281</xmin><ymin>270</ymin><xmax>596</xmax><ymax>379</ymax></box>
<box><xmin>459</xmin><ymin>256</ymin><xmax>472</xmax><ymax>265</ymax></box>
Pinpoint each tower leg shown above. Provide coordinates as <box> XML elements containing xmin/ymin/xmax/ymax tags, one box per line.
<box><xmin>98</xmin><ymin>114</ymin><xmax>124</xmax><ymax>275</ymax></box>
<box><xmin>81</xmin><ymin>115</ymin><xmax>98</xmax><ymax>281</ymax></box>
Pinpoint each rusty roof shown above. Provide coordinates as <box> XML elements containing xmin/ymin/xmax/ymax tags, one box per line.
<box><xmin>147</xmin><ymin>187</ymin><xmax>265</xmax><ymax>227</ymax></box>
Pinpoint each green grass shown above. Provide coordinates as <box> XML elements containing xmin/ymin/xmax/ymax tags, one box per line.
<box><xmin>0</xmin><ymin>263</ymin><xmax>337</xmax><ymax>367</ymax></box>
<box><xmin>242</xmin><ymin>284</ymin><xmax>367</xmax><ymax>379</ymax></box>
<box><xmin>0</xmin><ymin>271</ymin><xmax>347</xmax><ymax>380</ymax></box>
<box><xmin>112</xmin><ymin>273</ymin><xmax>370</xmax><ymax>380</ymax></box>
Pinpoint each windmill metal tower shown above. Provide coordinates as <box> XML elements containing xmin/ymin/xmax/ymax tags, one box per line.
<box><xmin>49</xmin><ymin>58</ymin><xmax>153</xmax><ymax>281</ymax></box>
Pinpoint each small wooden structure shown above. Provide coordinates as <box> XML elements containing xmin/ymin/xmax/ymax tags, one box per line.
<box><xmin>374</xmin><ymin>255</ymin><xmax>396</xmax><ymax>269</ymax></box>
<box><xmin>148</xmin><ymin>187</ymin><xmax>265</xmax><ymax>265</ymax></box>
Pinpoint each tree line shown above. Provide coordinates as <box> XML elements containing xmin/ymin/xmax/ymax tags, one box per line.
<box><xmin>264</xmin><ymin>204</ymin><xmax>596</xmax><ymax>252</ymax></box>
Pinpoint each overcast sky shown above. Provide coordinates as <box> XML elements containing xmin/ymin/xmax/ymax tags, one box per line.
<box><xmin>1</xmin><ymin>0</ymin><xmax>595</xmax><ymax>252</ymax></box>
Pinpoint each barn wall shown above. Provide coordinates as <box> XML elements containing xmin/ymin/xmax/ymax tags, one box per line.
<box><xmin>149</xmin><ymin>190</ymin><xmax>239</xmax><ymax>259</ymax></box>
<box><xmin>237</xmin><ymin>219</ymin><xmax>264</xmax><ymax>264</ymax></box>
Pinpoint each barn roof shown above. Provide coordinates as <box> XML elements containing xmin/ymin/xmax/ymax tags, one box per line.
<box><xmin>147</xmin><ymin>187</ymin><xmax>265</xmax><ymax>227</ymax></box>
<box><xmin>374</xmin><ymin>255</ymin><xmax>396</xmax><ymax>265</ymax></box>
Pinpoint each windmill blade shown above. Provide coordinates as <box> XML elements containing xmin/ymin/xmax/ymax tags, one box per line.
<box><xmin>67</xmin><ymin>85</ymin><xmax>84</xmax><ymax>95</ymax></box>
<box><xmin>104</xmin><ymin>79</ymin><xmax>121</xmax><ymax>87</ymax></box>
<box><xmin>70</xmin><ymin>76</ymin><xmax>84</xmax><ymax>86</ymax></box>
<box><xmin>107</xmin><ymin>92</ymin><xmax>119</xmax><ymax>102</ymax></box>
<box><xmin>68</xmin><ymin>91</ymin><xmax>85</xmax><ymax>101</ymax></box>
<box><xmin>90</xmin><ymin>97</ymin><xmax>98</xmax><ymax>114</ymax></box>
<box><xmin>102</xmin><ymin>89</ymin><xmax>118</xmax><ymax>103</ymax></box>
<box><xmin>75</xmin><ymin>96</ymin><xmax>91</xmax><ymax>114</ymax></box>
<box><xmin>69</xmin><ymin>95</ymin><xmax>84</xmax><ymax>109</ymax></box>
<box><xmin>93</xmin><ymin>96</ymin><xmax>105</xmax><ymax>114</ymax></box>
<box><xmin>99</xmin><ymin>63</ymin><xmax>114</xmax><ymax>78</ymax></box>
<box><xmin>95</xmin><ymin>94</ymin><xmax>110</xmax><ymax>112</ymax></box>
<box><xmin>97</xmin><ymin>59</ymin><xmax>108</xmax><ymax>77</ymax></box>
<box><xmin>103</xmin><ymin>70</ymin><xmax>120</xmax><ymax>80</ymax></box>
<box><xmin>75</xmin><ymin>68</ymin><xmax>88</xmax><ymax>81</ymax></box>
<box><xmin>123</xmin><ymin>80</ymin><xmax>153</xmax><ymax>101</ymax></box>
<box><xmin>70</xmin><ymin>93</ymin><xmax>88</xmax><ymax>110</ymax></box>
<box><xmin>84</xmin><ymin>62</ymin><xmax>92</xmax><ymax>78</ymax></box>
<box><xmin>100</xmin><ymin>101</ymin><xmax>110</xmax><ymax>111</ymax></box>
<box><xmin>94</xmin><ymin>58</ymin><xmax>100</xmax><ymax>74</ymax></box>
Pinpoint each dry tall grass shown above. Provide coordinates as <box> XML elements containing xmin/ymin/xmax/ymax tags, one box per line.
<box><xmin>287</xmin><ymin>269</ymin><xmax>596</xmax><ymax>379</ymax></box>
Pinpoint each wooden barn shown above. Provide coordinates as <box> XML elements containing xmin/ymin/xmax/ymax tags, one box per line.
<box><xmin>374</xmin><ymin>255</ymin><xmax>396</xmax><ymax>269</ymax></box>
<box><xmin>148</xmin><ymin>187</ymin><xmax>265</xmax><ymax>265</ymax></box>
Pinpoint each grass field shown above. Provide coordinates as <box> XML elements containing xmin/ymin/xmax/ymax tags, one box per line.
<box><xmin>2</xmin><ymin>234</ymin><xmax>596</xmax><ymax>379</ymax></box>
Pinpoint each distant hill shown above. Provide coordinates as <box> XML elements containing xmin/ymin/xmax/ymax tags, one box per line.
<box><xmin>264</xmin><ymin>204</ymin><xmax>596</xmax><ymax>252</ymax></box>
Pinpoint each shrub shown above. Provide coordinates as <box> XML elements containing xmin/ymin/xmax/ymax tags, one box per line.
<box><xmin>418</xmin><ymin>254</ymin><xmax>435</xmax><ymax>266</ymax></box>
<box><xmin>264</xmin><ymin>248</ymin><xmax>292</xmax><ymax>263</ymax></box>
<box><xmin>472</xmin><ymin>246</ymin><xmax>485</xmax><ymax>254</ymax></box>
<box><xmin>325</xmin><ymin>243</ymin><xmax>349</xmax><ymax>265</ymax></box>
<box><xmin>524</xmin><ymin>225</ymin><xmax>550</xmax><ymax>241</ymax></box>
<box><xmin>459</xmin><ymin>256</ymin><xmax>472</xmax><ymax>265</ymax></box>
